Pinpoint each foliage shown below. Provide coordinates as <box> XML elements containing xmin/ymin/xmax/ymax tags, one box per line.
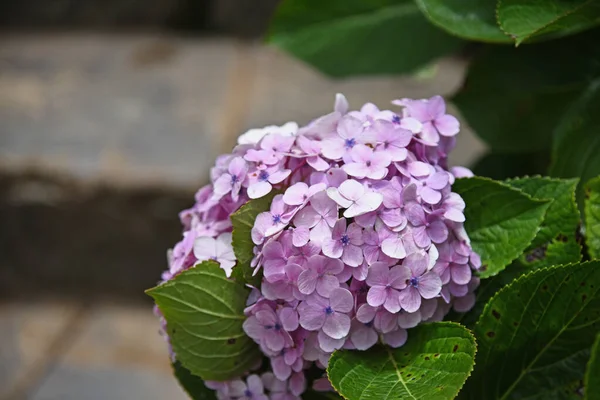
<box><xmin>147</xmin><ymin>261</ymin><xmax>261</xmax><ymax>381</ymax></box>
<box><xmin>328</xmin><ymin>322</ymin><xmax>476</xmax><ymax>400</ymax></box>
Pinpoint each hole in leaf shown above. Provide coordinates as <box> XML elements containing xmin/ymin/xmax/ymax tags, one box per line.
<box><xmin>492</xmin><ymin>310</ymin><xmax>501</xmax><ymax>319</ymax></box>
<box><xmin>486</xmin><ymin>331</ymin><xmax>496</xmax><ymax>338</ymax></box>
<box><xmin>227</xmin><ymin>338</ymin><xmax>237</xmax><ymax>345</ymax></box>
<box><xmin>453</xmin><ymin>345</ymin><xmax>459</xmax><ymax>353</ymax></box>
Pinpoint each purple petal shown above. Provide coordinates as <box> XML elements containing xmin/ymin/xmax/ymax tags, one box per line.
<box><xmin>450</xmin><ymin>264</ymin><xmax>472</xmax><ymax>286</ymax></box>
<box><xmin>383</xmin><ymin>328</ymin><xmax>408</xmax><ymax>348</ymax></box>
<box><xmin>351</xmin><ymin>325</ymin><xmax>378</xmax><ymax>350</ymax></box>
<box><xmin>347</xmin><ymin>192</ymin><xmax>383</xmax><ymax>218</ymax></box>
<box><xmin>412</xmin><ymin>226</ymin><xmax>431</xmax><ymax>248</ymax></box>
<box><xmin>318</xmin><ymin>330</ymin><xmax>346</xmax><ymax>352</ymax></box>
<box><xmin>343</xmin><ymin>162</ymin><xmax>368</xmax><ymax>179</ymax></box>
<box><xmin>330</xmin><ymin>288</ymin><xmax>354</xmax><ymax>313</ymax></box>
<box><xmin>335</xmin><ymin>93</ymin><xmax>349</xmax><ymax>114</ymax></box>
<box><xmin>283</xmin><ymin>183</ymin><xmax>308</xmax><ymax>206</ymax></box>
<box><xmin>389</xmin><ymin>265</ymin><xmax>411</xmax><ymax>289</ymax></box>
<box><xmin>421</xmin><ymin>186</ymin><xmax>442</xmax><ymax>205</ymax></box>
<box><xmin>322</xmin><ymin>239</ymin><xmax>343</xmax><ymax>259</ymax></box>
<box><xmin>297</xmin><ymin>269</ymin><xmax>318</xmax><ymax>295</ymax></box>
<box><xmin>427</xmin><ymin>220</ymin><xmax>449</xmax><ymax>244</ymax></box>
<box><xmin>269</xmin><ymin>169</ymin><xmax>292</xmax><ymax>184</ymax></box>
<box><xmin>453</xmin><ymin>293</ymin><xmax>476</xmax><ymax>313</ymax></box>
<box><xmin>366</xmin><ymin>263</ymin><xmax>391</xmax><ymax>286</ymax></box>
<box><xmin>383</xmin><ymin>291</ymin><xmax>401</xmax><ymax>313</ymax></box>
<box><xmin>317</xmin><ymin>274</ymin><xmax>340</xmax><ymax>297</ymax></box>
<box><xmin>427</xmin><ymin>95</ymin><xmax>445</xmax><ymax>118</ymax></box>
<box><xmin>323</xmin><ymin>313</ymin><xmax>351</xmax><ymax>340</ymax></box>
<box><xmin>397</xmin><ymin>311</ymin><xmax>421</xmax><ymax>329</ymax></box>
<box><xmin>271</xmin><ymin>356</ymin><xmax>292</xmax><ymax>381</ymax></box>
<box><xmin>399</xmin><ymin>287</ymin><xmax>421</xmax><ymax>313</ymax></box>
<box><xmin>292</xmin><ymin>226</ymin><xmax>310</xmax><ymax>247</ymax></box>
<box><xmin>342</xmin><ymin>245</ymin><xmax>364</xmax><ymax>267</ymax></box>
<box><xmin>444</xmin><ymin>208</ymin><xmax>465</xmax><ymax>222</ymax></box>
<box><xmin>279</xmin><ymin>308</ymin><xmax>299</xmax><ymax>331</ymax></box>
<box><xmin>427</xmin><ymin>172</ymin><xmax>449</xmax><ymax>190</ymax></box>
<box><xmin>248</xmin><ymin>181</ymin><xmax>272</xmax><ymax>199</ymax></box>
<box><xmin>435</xmin><ymin>114</ymin><xmax>460</xmax><ymax>136</ymax></box>
<box><xmin>356</xmin><ymin>304</ymin><xmax>376</xmax><ymax>323</ymax></box>
<box><xmin>366</xmin><ymin>286</ymin><xmax>387</xmax><ymax>307</ymax></box>
<box><xmin>381</xmin><ymin>236</ymin><xmax>407</xmax><ymax>259</ymax></box>
<box><xmin>338</xmin><ymin>180</ymin><xmax>365</xmax><ymax>202</ymax></box>
<box><xmin>298</xmin><ymin>304</ymin><xmax>327</xmax><ymax>331</ymax></box>
<box><xmin>375</xmin><ymin>309</ymin><xmax>397</xmax><ymax>333</ymax></box>
<box><xmin>418</xmin><ymin>271</ymin><xmax>442</xmax><ymax>299</ymax></box>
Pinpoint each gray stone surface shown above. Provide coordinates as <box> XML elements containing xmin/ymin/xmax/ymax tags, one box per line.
<box><xmin>0</xmin><ymin>302</ymin><xmax>82</xmax><ymax>399</ymax></box>
<box><xmin>0</xmin><ymin>34</ymin><xmax>486</xmax><ymax>190</ymax></box>
<box><xmin>30</xmin><ymin>365</ymin><xmax>187</xmax><ymax>400</ymax></box>
<box><xmin>27</xmin><ymin>305</ymin><xmax>186</xmax><ymax>400</ymax></box>
<box><xmin>0</xmin><ymin>35</ymin><xmax>237</xmax><ymax>188</ymax></box>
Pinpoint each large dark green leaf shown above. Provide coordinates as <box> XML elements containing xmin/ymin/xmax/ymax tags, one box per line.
<box><xmin>173</xmin><ymin>362</ymin><xmax>217</xmax><ymax>400</ymax></box>
<box><xmin>585</xmin><ymin>176</ymin><xmax>600</xmax><ymax>259</ymax></box>
<box><xmin>506</xmin><ymin>176</ymin><xmax>580</xmax><ymax>248</ymax></box>
<box><xmin>327</xmin><ymin>322</ymin><xmax>476</xmax><ymax>400</ymax></box>
<box><xmin>454</xmin><ymin>32</ymin><xmax>600</xmax><ymax>153</ymax></box>
<box><xmin>147</xmin><ymin>261</ymin><xmax>260</xmax><ymax>381</ymax></box>
<box><xmin>230</xmin><ymin>192</ymin><xmax>278</xmax><ymax>286</ymax></box>
<box><xmin>267</xmin><ymin>0</ymin><xmax>464</xmax><ymax>77</ymax></box>
<box><xmin>453</xmin><ymin>177</ymin><xmax>550</xmax><ymax>278</ymax></box>
<box><xmin>550</xmin><ymin>79</ymin><xmax>600</xmax><ymax>209</ymax></box>
<box><xmin>455</xmin><ymin>177</ymin><xmax>582</xmax><ymax>328</ymax></box>
<box><xmin>415</xmin><ymin>0</ymin><xmax>511</xmax><ymax>43</ymax></box>
<box><xmin>497</xmin><ymin>0</ymin><xmax>600</xmax><ymax>45</ymax></box>
<box><xmin>586</xmin><ymin>334</ymin><xmax>600</xmax><ymax>400</ymax></box>
<box><xmin>461</xmin><ymin>262</ymin><xmax>600</xmax><ymax>400</ymax></box>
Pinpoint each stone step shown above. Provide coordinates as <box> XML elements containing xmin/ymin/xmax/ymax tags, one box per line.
<box><xmin>0</xmin><ymin>34</ymin><xmax>486</xmax><ymax>301</ymax></box>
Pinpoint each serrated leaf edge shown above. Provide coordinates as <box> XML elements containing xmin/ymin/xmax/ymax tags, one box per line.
<box><xmin>326</xmin><ymin>321</ymin><xmax>478</xmax><ymax>400</ymax></box>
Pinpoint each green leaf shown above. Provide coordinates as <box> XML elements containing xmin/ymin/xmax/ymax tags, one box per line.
<box><xmin>173</xmin><ymin>362</ymin><xmax>217</xmax><ymax>400</ymax></box>
<box><xmin>453</xmin><ymin>31</ymin><xmax>600</xmax><ymax>153</ymax></box>
<box><xmin>497</xmin><ymin>0</ymin><xmax>600</xmax><ymax>45</ymax></box>
<box><xmin>550</xmin><ymin>79</ymin><xmax>600</xmax><ymax>209</ymax></box>
<box><xmin>506</xmin><ymin>176</ymin><xmax>580</xmax><ymax>248</ymax></box>
<box><xmin>453</xmin><ymin>177</ymin><xmax>550</xmax><ymax>278</ymax></box>
<box><xmin>327</xmin><ymin>322</ymin><xmax>476</xmax><ymax>400</ymax></box>
<box><xmin>147</xmin><ymin>261</ymin><xmax>260</xmax><ymax>381</ymax></box>
<box><xmin>267</xmin><ymin>0</ymin><xmax>464</xmax><ymax>77</ymax></box>
<box><xmin>461</xmin><ymin>261</ymin><xmax>600</xmax><ymax>400</ymax></box>
<box><xmin>585</xmin><ymin>176</ymin><xmax>600</xmax><ymax>259</ymax></box>
<box><xmin>585</xmin><ymin>334</ymin><xmax>600</xmax><ymax>400</ymax></box>
<box><xmin>230</xmin><ymin>192</ymin><xmax>278</xmax><ymax>286</ymax></box>
<box><xmin>415</xmin><ymin>0</ymin><xmax>511</xmax><ymax>43</ymax></box>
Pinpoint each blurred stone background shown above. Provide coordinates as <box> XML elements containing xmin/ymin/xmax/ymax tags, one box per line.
<box><xmin>0</xmin><ymin>2</ymin><xmax>485</xmax><ymax>399</ymax></box>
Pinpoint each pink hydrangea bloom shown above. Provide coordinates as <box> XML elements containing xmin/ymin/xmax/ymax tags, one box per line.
<box><xmin>156</xmin><ymin>93</ymin><xmax>481</xmax><ymax>399</ymax></box>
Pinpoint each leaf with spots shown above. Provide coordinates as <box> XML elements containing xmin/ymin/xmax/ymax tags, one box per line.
<box><xmin>460</xmin><ymin>261</ymin><xmax>600</xmax><ymax>400</ymax></box>
<box><xmin>453</xmin><ymin>177</ymin><xmax>550</xmax><ymax>278</ymax></box>
<box><xmin>230</xmin><ymin>191</ymin><xmax>278</xmax><ymax>286</ymax></box>
<box><xmin>585</xmin><ymin>334</ymin><xmax>600</xmax><ymax>400</ymax></box>
<box><xmin>506</xmin><ymin>176</ymin><xmax>580</xmax><ymax>249</ymax></box>
<box><xmin>584</xmin><ymin>175</ymin><xmax>600</xmax><ymax>259</ymax></box>
<box><xmin>497</xmin><ymin>0</ymin><xmax>600</xmax><ymax>45</ymax></box>
<box><xmin>173</xmin><ymin>361</ymin><xmax>217</xmax><ymax>400</ymax></box>
<box><xmin>327</xmin><ymin>322</ymin><xmax>476</xmax><ymax>400</ymax></box>
<box><xmin>147</xmin><ymin>261</ymin><xmax>261</xmax><ymax>381</ymax></box>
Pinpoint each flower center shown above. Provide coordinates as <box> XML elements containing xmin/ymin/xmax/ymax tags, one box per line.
<box><xmin>366</xmin><ymin>161</ymin><xmax>372</xmax><ymax>167</ymax></box>
<box><xmin>344</xmin><ymin>138</ymin><xmax>356</xmax><ymax>149</ymax></box>
<box><xmin>244</xmin><ymin>389</ymin><xmax>253</xmax><ymax>398</ymax></box>
<box><xmin>274</xmin><ymin>323</ymin><xmax>282</xmax><ymax>331</ymax></box>
<box><xmin>272</xmin><ymin>214</ymin><xmax>282</xmax><ymax>224</ymax></box>
<box><xmin>324</xmin><ymin>306</ymin><xmax>334</xmax><ymax>315</ymax></box>
<box><xmin>230</xmin><ymin>174</ymin><xmax>239</xmax><ymax>184</ymax></box>
<box><xmin>409</xmin><ymin>277</ymin><xmax>419</xmax><ymax>288</ymax></box>
<box><xmin>340</xmin><ymin>234</ymin><xmax>350</xmax><ymax>246</ymax></box>
<box><xmin>392</xmin><ymin>115</ymin><xmax>401</xmax><ymax>124</ymax></box>
<box><xmin>258</xmin><ymin>170</ymin><xmax>270</xmax><ymax>181</ymax></box>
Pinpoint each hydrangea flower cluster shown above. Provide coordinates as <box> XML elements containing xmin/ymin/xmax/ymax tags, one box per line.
<box><xmin>160</xmin><ymin>94</ymin><xmax>481</xmax><ymax>400</ymax></box>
